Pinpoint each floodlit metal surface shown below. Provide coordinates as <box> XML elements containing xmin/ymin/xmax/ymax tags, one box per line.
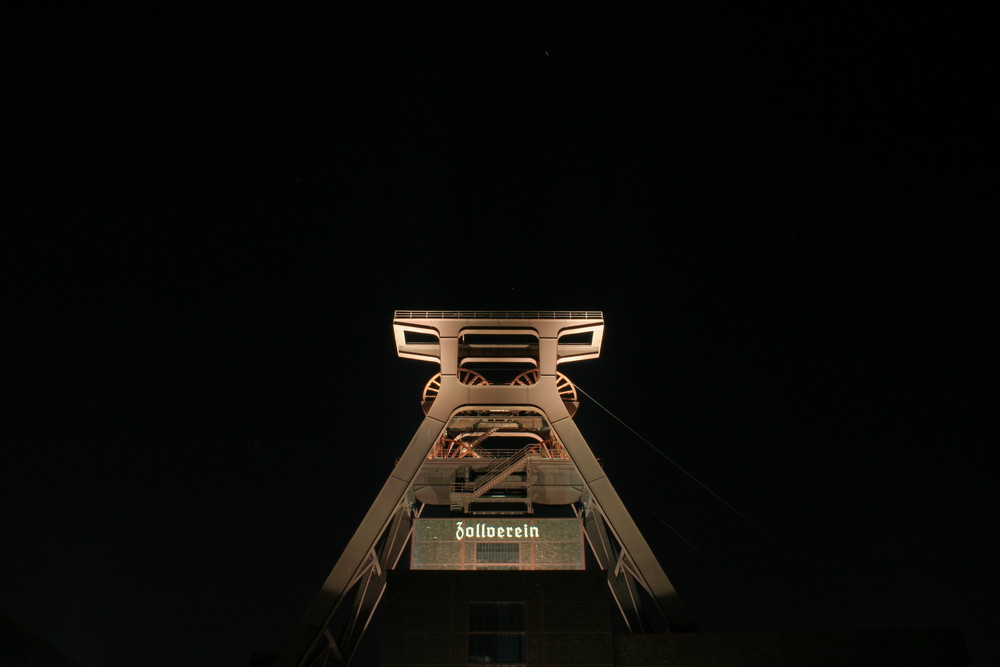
<box><xmin>277</xmin><ymin>311</ymin><xmax>692</xmax><ymax>667</ymax></box>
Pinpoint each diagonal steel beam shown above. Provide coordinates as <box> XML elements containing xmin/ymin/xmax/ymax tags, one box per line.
<box><xmin>551</xmin><ymin>415</ymin><xmax>695</xmax><ymax>631</ymax></box>
<box><xmin>582</xmin><ymin>500</ymin><xmax>648</xmax><ymax>632</ymax></box>
<box><xmin>338</xmin><ymin>505</ymin><xmax>414</xmax><ymax>664</ymax></box>
<box><xmin>275</xmin><ymin>417</ymin><xmax>444</xmax><ymax>667</ymax></box>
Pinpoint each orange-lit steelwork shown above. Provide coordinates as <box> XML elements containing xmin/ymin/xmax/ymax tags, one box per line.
<box><xmin>276</xmin><ymin>311</ymin><xmax>693</xmax><ymax>667</ymax></box>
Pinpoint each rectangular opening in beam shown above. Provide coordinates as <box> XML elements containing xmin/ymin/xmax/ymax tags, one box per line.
<box><xmin>461</xmin><ymin>334</ymin><xmax>538</xmax><ymax>346</ymax></box>
<box><xmin>404</xmin><ymin>331</ymin><xmax>439</xmax><ymax>344</ymax></box>
<box><xmin>558</xmin><ymin>332</ymin><xmax>593</xmax><ymax>345</ymax></box>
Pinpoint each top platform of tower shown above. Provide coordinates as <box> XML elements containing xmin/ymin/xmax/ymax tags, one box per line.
<box><xmin>393</xmin><ymin>310</ymin><xmax>603</xmax><ymax>323</ymax></box>
<box><xmin>392</xmin><ymin>310</ymin><xmax>605</xmax><ymax>370</ymax></box>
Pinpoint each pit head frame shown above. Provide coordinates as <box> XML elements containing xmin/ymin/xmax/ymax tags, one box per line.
<box><xmin>276</xmin><ymin>311</ymin><xmax>694</xmax><ymax>667</ymax></box>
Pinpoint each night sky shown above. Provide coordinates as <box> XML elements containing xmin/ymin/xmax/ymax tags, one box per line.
<box><xmin>5</xmin><ymin>4</ymin><xmax>997</xmax><ymax>667</ymax></box>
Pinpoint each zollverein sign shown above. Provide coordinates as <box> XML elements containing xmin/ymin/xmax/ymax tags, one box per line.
<box><xmin>455</xmin><ymin>521</ymin><xmax>540</xmax><ymax>540</ymax></box>
<box><xmin>411</xmin><ymin>518</ymin><xmax>584</xmax><ymax>571</ymax></box>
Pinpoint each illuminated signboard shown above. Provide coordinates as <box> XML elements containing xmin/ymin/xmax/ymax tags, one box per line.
<box><xmin>411</xmin><ymin>518</ymin><xmax>583</xmax><ymax>571</ymax></box>
<box><xmin>455</xmin><ymin>521</ymin><xmax>539</xmax><ymax>540</ymax></box>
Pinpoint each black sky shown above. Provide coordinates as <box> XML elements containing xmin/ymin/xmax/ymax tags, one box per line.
<box><xmin>4</xmin><ymin>4</ymin><xmax>997</xmax><ymax>667</ymax></box>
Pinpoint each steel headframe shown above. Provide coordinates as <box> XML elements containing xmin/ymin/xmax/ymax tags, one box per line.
<box><xmin>276</xmin><ymin>311</ymin><xmax>694</xmax><ymax>667</ymax></box>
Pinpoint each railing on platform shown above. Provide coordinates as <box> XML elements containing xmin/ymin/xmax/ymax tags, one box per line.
<box><xmin>429</xmin><ymin>444</ymin><xmax>570</xmax><ymax>461</ymax></box>
<box><xmin>394</xmin><ymin>310</ymin><xmax>602</xmax><ymax>320</ymax></box>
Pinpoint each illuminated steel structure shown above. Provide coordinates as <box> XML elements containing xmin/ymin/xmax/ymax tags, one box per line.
<box><xmin>277</xmin><ymin>311</ymin><xmax>694</xmax><ymax>667</ymax></box>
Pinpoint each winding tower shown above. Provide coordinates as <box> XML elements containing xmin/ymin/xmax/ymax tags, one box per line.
<box><xmin>277</xmin><ymin>310</ymin><xmax>694</xmax><ymax>667</ymax></box>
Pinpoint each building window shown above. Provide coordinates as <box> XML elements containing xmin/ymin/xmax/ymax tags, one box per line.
<box><xmin>468</xmin><ymin>602</ymin><xmax>526</xmax><ymax>665</ymax></box>
<box><xmin>476</xmin><ymin>542</ymin><xmax>519</xmax><ymax>567</ymax></box>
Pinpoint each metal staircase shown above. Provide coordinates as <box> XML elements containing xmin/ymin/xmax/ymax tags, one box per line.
<box><xmin>449</xmin><ymin>445</ymin><xmax>536</xmax><ymax>512</ymax></box>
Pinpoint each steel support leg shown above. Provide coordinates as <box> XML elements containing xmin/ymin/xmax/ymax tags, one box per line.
<box><xmin>276</xmin><ymin>417</ymin><xmax>444</xmax><ymax>667</ymax></box>
<box><xmin>552</xmin><ymin>416</ymin><xmax>695</xmax><ymax>631</ymax></box>
<box><xmin>582</xmin><ymin>499</ymin><xmax>649</xmax><ymax>632</ymax></box>
<box><xmin>337</xmin><ymin>504</ymin><xmax>413</xmax><ymax>664</ymax></box>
